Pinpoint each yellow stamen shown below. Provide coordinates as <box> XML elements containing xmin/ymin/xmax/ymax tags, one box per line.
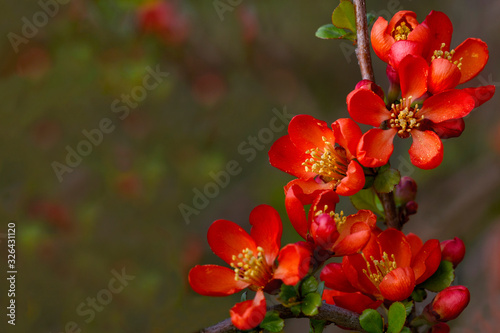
<box><xmin>230</xmin><ymin>247</ymin><xmax>274</xmax><ymax>287</ymax></box>
<box><xmin>393</xmin><ymin>21</ymin><xmax>412</xmax><ymax>41</ymax></box>
<box><xmin>362</xmin><ymin>252</ymin><xmax>398</xmax><ymax>287</ymax></box>
<box><xmin>388</xmin><ymin>96</ymin><xmax>423</xmax><ymax>139</ymax></box>
<box><xmin>303</xmin><ymin>137</ymin><xmax>349</xmax><ymax>186</ymax></box>
<box><xmin>431</xmin><ymin>43</ymin><xmax>463</xmax><ymax>70</ymax></box>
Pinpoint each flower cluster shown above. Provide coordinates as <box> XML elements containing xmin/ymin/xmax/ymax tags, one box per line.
<box><xmin>188</xmin><ymin>8</ymin><xmax>493</xmax><ymax>332</ymax></box>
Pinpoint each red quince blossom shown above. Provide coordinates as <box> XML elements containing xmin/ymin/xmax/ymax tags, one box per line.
<box><xmin>347</xmin><ymin>79</ymin><xmax>476</xmax><ymax>169</ymax></box>
<box><xmin>269</xmin><ymin>115</ymin><xmax>365</xmax><ymax>196</ymax></box>
<box><xmin>440</xmin><ymin>237</ymin><xmax>466</xmax><ymax>268</ymax></box>
<box><xmin>285</xmin><ymin>186</ymin><xmax>377</xmax><ymax>256</ymax></box>
<box><xmin>321</xmin><ymin>229</ymin><xmax>441</xmax><ymax>302</ymax></box>
<box><xmin>424</xmin><ymin>286</ymin><xmax>470</xmax><ymax>322</ymax></box>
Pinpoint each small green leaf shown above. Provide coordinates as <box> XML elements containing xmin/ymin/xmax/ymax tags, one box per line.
<box><xmin>302</xmin><ymin>293</ymin><xmax>322</xmax><ymax>316</ymax></box>
<box><xmin>387</xmin><ymin>302</ymin><xmax>407</xmax><ymax>333</ymax></box>
<box><xmin>240</xmin><ymin>291</ymin><xmax>247</xmax><ymax>302</ymax></box>
<box><xmin>332</xmin><ymin>0</ymin><xmax>356</xmax><ymax>32</ymax></box>
<box><xmin>315</xmin><ymin>24</ymin><xmax>356</xmax><ymax>41</ymax></box>
<box><xmin>400</xmin><ymin>327</ymin><xmax>412</xmax><ymax>333</ymax></box>
<box><xmin>291</xmin><ymin>304</ymin><xmax>301</xmax><ymax>316</ymax></box>
<box><xmin>374</xmin><ymin>168</ymin><xmax>401</xmax><ymax>193</ymax></box>
<box><xmin>350</xmin><ymin>188</ymin><xmax>385</xmax><ymax>217</ymax></box>
<box><xmin>411</xmin><ymin>288</ymin><xmax>427</xmax><ymax>302</ymax></box>
<box><xmin>317</xmin><ymin>281</ymin><xmax>325</xmax><ymax>298</ymax></box>
<box><xmin>310</xmin><ymin>318</ymin><xmax>327</xmax><ymax>333</ymax></box>
<box><xmin>367</xmin><ymin>12</ymin><xmax>377</xmax><ymax>27</ymax></box>
<box><xmin>419</xmin><ymin>260</ymin><xmax>455</xmax><ymax>292</ymax></box>
<box><xmin>260</xmin><ymin>311</ymin><xmax>284</xmax><ymax>332</ymax></box>
<box><xmin>402</xmin><ymin>300</ymin><xmax>414</xmax><ymax>317</ymax></box>
<box><xmin>359</xmin><ymin>309</ymin><xmax>384</xmax><ymax>333</ymax></box>
<box><xmin>301</xmin><ymin>275</ymin><xmax>319</xmax><ymax>295</ymax></box>
<box><xmin>278</xmin><ymin>284</ymin><xmax>299</xmax><ymax>306</ymax></box>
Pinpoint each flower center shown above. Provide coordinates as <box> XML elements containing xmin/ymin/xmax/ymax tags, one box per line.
<box><xmin>303</xmin><ymin>137</ymin><xmax>349</xmax><ymax>185</ymax></box>
<box><xmin>431</xmin><ymin>43</ymin><xmax>463</xmax><ymax>70</ymax></box>
<box><xmin>362</xmin><ymin>252</ymin><xmax>397</xmax><ymax>288</ymax></box>
<box><xmin>389</xmin><ymin>96</ymin><xmax>423</xmax><ymax>138</ymax></box>
<box><xmin>313</xmin><ymin>207</ymin><xmax>346</xmax><ymax>228</ymax></box>
<box><xmin>230</xmin><ymin>247</ymin><xmax>274</xmax><ymax>287</ymax></box>
<box><xmin>392</xmin><ymin>21</ymin><xmax>412</xmax><ymax>41</ymax></box>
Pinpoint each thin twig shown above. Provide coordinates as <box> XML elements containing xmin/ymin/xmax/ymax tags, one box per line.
<box><xmin>353</xmin><ymin>0</ymin><xmax>374</xmax><ymax>81</ymax></box>
<box><xmin>378</xmin><ymin>191</ymin><xmax>401</xmax><ymax>230</ymax></box>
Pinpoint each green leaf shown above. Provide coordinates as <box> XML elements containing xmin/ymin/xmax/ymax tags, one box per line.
<box><xmin>317</xmin><ymin>281</ymin><xmax>325</xmax><ymax>298</ymax></box>
<box><xmin>402</xmin><ymin>301</ymin><xmax>414</xmax><ymax>317</ymax></box>
<box><xmin>374</xmin><ymin>168</ymin><xmax>401</xmax><ymax>193</ymax></box>
<box><xmin>291</xmin><ymin>304</ymin><xmax>301</xmax><ymax>316</ymax></box>
<box><xmin>301</xmin><ymin>275</ymin><xmax>319</xmax><ymax>295</ymax></box>
<box><xmin>411</xmin><ymin>288</ymin><xmax>427</xmax><ymax>302</ymax></box>
<box><xmin>387</xmin><ymin>302</ymin><xmax>407</xmax><ymax>333</ymax></box>
<box><xmin>302</xmin><ymin>293</ymin><xmax>322</xmax><ymax>316</ymax></box>
<box><xmin>315</xmin><ymin>24</ymin><xmax>356</xmax><ymax>41</ymax></box>
<box><xmin>332</xmin><ymin>0</ymin><xmax>357</xmax><ymax>32</ymax></box>
<box><xmin>350</xmin><ymin>188</ymin><xmax>385</xmax><ymax>217</ymax></box>
<box><xmin>310</xmin><ymin>319</ymin><xmax>327</xmax><ymax>333</ymax></box>
<box><xmin>260</xmin><ymin>311</ymin><xmax>284</xmax><ymax>332</ymax></box>
<box><xmin>400</xmin><ymin>327</ymin><xmax>411</xmax><ymax>333</ymax></box>
<box><xmin>367</xmin><ymin>12</ymin><xmax>377</xmax><ymax>27</ymax></box>
<box><xmin>359</xmin><ymin>309</ymin><xmax>384</xmax><ymax>333</ymax></box>
<box><xmin>419</xmin><ymin>260</ymin><xmax>455</xmax><ymax>292</ymax></box>
<box><xmin>278</xmin><ymin>284</ymin><xmax>299</xmax><ymax>306</ymax></box>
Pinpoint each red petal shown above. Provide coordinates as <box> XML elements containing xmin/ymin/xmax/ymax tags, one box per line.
<box><xmin>343</xmin><ymin>252</ymin><xmax>381</xmax><ymax>297</ymax></box>
<box><xmin>274</xmin><ymin>242</ymin><xmax>312</xmax><ymax>285</ymax></box>
<box><xmin>406</xmin><ymin>233</ymin><xmax>424</xmax><ymax>259</ymax></box>
<box><xmin>189</xmin><ymin>265</ymin><xmax>249</xmax><ymax>296</ymax></box>
<box><xmin>332</xmin><ymin>118</ymin><xmax>362</xmax><ymax>159</ymax></box>
<box><xmin>288</xmin><ymin>114</ymin><xmax>335</xmax><ymax>152</ymax></box>
<box><xmin>453</xmin><ymin>38</ymin><xmax>489</xmax><ymax>84</ymax></box>
<box><xmin>432</xmin><ymin>118</ymin><xmax>465</xmax><ymax>139</ymax></box>
<box><xmin>268</xmin><ymin>135</ymin><xmax>313</xmax><ymax>178</ymax></box>
<box><xmin>408</xmin><ymin>130</ymin><xmax>443</xmax><ymax>170</ymax></box>
<box><xmin>208</xmin><ymin>220</ymin><xmax>256</xmax><ymax>265</ymax></box>
<box><xmin>320</xmin><ymin>262</ymin><xmax>358</xmax><ymax>293</ymax></box>
<box><xmin>371</xmin><ymin>16</ymin><xmax>392</xmax><ymax>63</ymax></box>
<box><xmin>285</xmin><ymin>184</ymin><xmax>309</xmax><ymax>240</ymax></box>
<box><xmin>343</xmin><ymin>209</ymin><xmax>378</xmax><ymax>231</ymax></box>
<box><xmin>379</xmin><ymin>266</ymin><xmax>415</xmax><ymax>301</ymax></box>
<box><xmin>283</xmin><ymin>178</ymin><xmax>336</xmax><ymax>199</ymax></box>
<box><xmin>412</xmin><ymin>239</ymin><xmax>442</xmax><ymax>284</ymax></box>
<box><xmin>399</xmin><ymin>55</ymin><xmax>428</xmax><ymax>99</ymax></box>
<box><xmin>332</xmin><ymin>221</ymin><xmax>372</xmax><ymax>256</ymax></box>
<box><xmin>420</xmin><ymin>90</ymin><xmax>475</xmax><ymax>123</ymax></box>
<box><xmin>323</xmin><ymin>290</ymin><xmax>382</xmax><ymax>314</ymax></box>
<box><xmin>357</xmin><ymin>129</ymin><xmax>396</xmax><ymax>168</ymax></box>
<box><xmin>461</xmin><ymin>85</ymin><xmax>496</xmax><ymax>108</ymax></box>
<box><xmin>428</xmin><ymin>58</ymin><xmax>461</xmax><ymax>95</ymax></box>
<box><xmin>389</xmin><ymin>40</ymin><xmax>424</xmax><ymax>70</ymax></box>
<box><xmin>377</xmin><ymin>228</ymin><xmax>412</xmax><ymax>268</ymax></box>
<box><xmin>250</xmin><ymin>204</ymin><xmax>282</xmax><ymax>266</ymax></box>
<box><xmin>336</xmin><ymin>161</ymin><xmax>365</xmax><ymax>196</ymax></box>
<box><xmin>230</xmin><ymin>290</ymin><xmax>267</xmax><ymax>330</ymax></box>
<box><xmin>309</xmin><ymin>190</ymin><xmax>340</xmax><ymax>226</ymax></box>
<box><xmin>421</xmin><ymin>11</ymin><xmax>453</xmax><ymax>60</ymax></box>
<box><xmin>407</xmin><ymin>19</ymin><xmax>432</xmax><ymax>56</ymax></box>
<box><xmin>347</xmin><ymin>89</ymin><xmax>389</xmax><ymax>127</ymax></box>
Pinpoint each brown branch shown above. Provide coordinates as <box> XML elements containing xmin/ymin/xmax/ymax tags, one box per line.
<box><xmin>197</xmin><ymin>303</ymin><xmax>365</xmax><ymax>333</ymax></box>
<box><xmin>378</xmin><ymin>191</ymin><xmax>401</xmax><ymax>230</ymax></box>
<box><xmin>353</xmin><ymin>0</ymin><xmax>374</xmax><ymax>81</ymax></box>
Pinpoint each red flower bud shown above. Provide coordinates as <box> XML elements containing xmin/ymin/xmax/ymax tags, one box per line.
<box><xmin>440</xmin><ymin>237</ymin><xmax>465</xmax><ymax>268</ymax></box>
<box><xmin>405</xmin><ymin>201</ymin><xmax>418</xmax><ymax>215</ymax></box>
<box><xmin>425</xmin><ymin>286</ymin><xmax>470</xmax><ymax>322</ymax></box>
<box><xmin>428</xmin><ymin>323</ymin><xmax>450</xmax><ymax>333</ymax></box>
<box><xmin>354</xmin><ymin>79</ymin><xmax>385</xmax><ymax>100</ymax></box>
<box><xmin>310</xmin><ymin>213</ymin><xmax>338</xmax><ymax>250</ymax></box>
<box><xmin>395</xmin><ymin>176</ymin><xmax>418</xmax><ymax>204</ymax></box>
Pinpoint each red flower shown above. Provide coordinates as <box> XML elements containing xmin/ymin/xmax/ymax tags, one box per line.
<box><xmin>440</xmin><ymin>237</ymin><xmax>466</xmax><ymax>268</ymax></box>
<box><xmin>269</xmin><ymin>115</ymin><xmax>365</xmax><ymax>196</ymax></box>
<box><xmin>424</xmin><ymin>286</ymin><xmax>470</xmax><ymax>322</ymax></box>
<box><xmin>348</xmin><ymin>80</ymin><xmax>476</xmax><ymax>169</ymax></box>
<box><xmin>285</xmin><ymin>185</ymin><xmax>376</xmax><ymax>256</ymax></box>
<box><xmin>188</xmin><ymin>204</ymin><xmax>312</xmax><ymax>330</ymax></box>
<box><xmin>321</xmin><ymin>229</ymin><xmax>441</xmax><ymax>302</ymax></box>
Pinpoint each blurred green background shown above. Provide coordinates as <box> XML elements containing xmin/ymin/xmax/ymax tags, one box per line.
<box><xmin>0</xmin><ymin>0</ymin><xmax>499</xmax><ymax>332</ymax></box>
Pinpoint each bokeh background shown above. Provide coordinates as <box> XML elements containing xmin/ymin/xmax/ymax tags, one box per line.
<box><xmin>1</xmin><ymin>0</ymin><xmax>499</xmax><ymax>332</ymax></box>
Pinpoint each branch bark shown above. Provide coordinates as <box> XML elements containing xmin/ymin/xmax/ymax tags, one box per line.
<box><xmin>353</xmin><ymin>0</ymin><xmax>374</xmax><ymax>81</ymax></box>
<box><xmin>197</xmin><ymin>303</ymin><xmax>365</xmax><ymax>333</ymax></box>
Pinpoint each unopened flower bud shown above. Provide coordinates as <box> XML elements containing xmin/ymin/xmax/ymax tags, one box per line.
<box><xmin>354</xmin><ymin>79</ymin><xmax>385</xmax><ymax>100</ymax></box>
<box><xmin>405</xmin><ymin>201</ymin><xmax>418</xmax><ymax>215</ymax></box>
<box><xmin>310</xmin><ymin>213</ymin><xmax>338</xmax><ymax>250</ymax></box>
<box><xmin>395</xmin><ymin>176</ymin><xmax>418</xmax><ymax>205</ymax></box>
<box><xmin>428</xmin><ymin>323</ymin><xmax>450</xmax><ymax>333</ymax></box>
<box><xmin>440</xmin><ymin>237</ymin><xmax>466</xmax><ymax>268</ymax></box>
<box><xmin>425</xmin><ymin>286</ymin><xmax>470</xmax><ymax>322</ymax></box>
